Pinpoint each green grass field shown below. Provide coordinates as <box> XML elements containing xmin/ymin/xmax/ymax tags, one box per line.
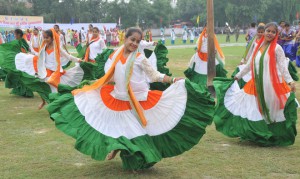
<box><xmin>0</xmin><ymin>45</ymin><xmax>300</xmax><ymax>178</ymax></box>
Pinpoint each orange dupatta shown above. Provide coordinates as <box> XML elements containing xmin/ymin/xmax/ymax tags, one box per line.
<box><xmin>197</xmin><ymin>28</ymin><xmax>225</xmax><ymax>63</ymax></box>
<box><xmin>84</xmin><ymin>36</ymin><xmax>100</xmax><ymax>62</ymax></box>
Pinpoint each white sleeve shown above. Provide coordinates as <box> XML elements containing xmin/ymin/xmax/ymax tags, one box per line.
<box><xmin>60</xmin><ymin>47</ymin><xmax>79</xmax><ymax>62</ymax></box>
<box><xmin>235</xmin><ymin>57</ymin><xmax>251</xmax><ymax>79</ymax></box>
<box><xmin>138</xmin><ymin>56</ymin><xmax>165</xmax><ymax>82</ymax></box>
<box><xmin>27</xmin><ymin>41</ymin><xmax>38</xmax><ymax>56</ymax></box>
<box><xmin>276</xmin><ymin>46</ymin><xmax>293</xmax><ymax>83</ymax></box>
<box><xmin>140</xmin><ymin>40</ymin><xmax>154</xmax><ymax>50</ymax></box>
<box><xmin>244</xmin><ymin>41</ymin><xmax>256</xmax><ymax>63</ymax></box>
<box><xmin>60</xmin><ymin>34</ymin><xmax>65</xmax><ymax>45</ymax></box>
<box><xmin>100</xmin><ymin>39</ymin><xmax>107</xmax><ymax>49</ymax></box>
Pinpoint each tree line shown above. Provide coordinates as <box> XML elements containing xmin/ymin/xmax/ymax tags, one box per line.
<box><xmin>0</xmin><ymin>0</ymin><xmax>300</xmax><ymax>28</ymax></box>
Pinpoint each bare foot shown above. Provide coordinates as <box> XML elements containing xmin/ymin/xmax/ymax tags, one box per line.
<box><xmin>106</xmin><ymin>150</ymin><xmax>120</xmax><ymax>160</ymax></box>
<box><xmin>38</xmin><ymin>99</ymin><xmax>46</xmax><ymax>110</ymax></box>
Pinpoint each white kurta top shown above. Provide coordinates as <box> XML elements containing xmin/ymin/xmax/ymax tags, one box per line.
<box><xmin>59</xmin><ymin>34</ymin><xmax>65</xmax><ymax>47</ymax></box>
<box><xmin>87</xmin><ymin>32</ymin><xmax>93</xmax><ymax>42</ymax></box>
<box><xmin>80</xmin><ymin>30</ymin><xmax>86</xmax><ymax>41</ymax></box>
<box><xmin>182</xmin><ymin>30</ymin><xmax>188</xmax><ymax>40</ymax></box>
<box><xmin>104</xmin><ymin>53</ymin><xmax>165</xmax><ymax>101</ymax></box>
<box><xmin>44</xmin><ymin>47</ymin><xmax>78</xmax><ymax>71</ymax></box>
<box><xmin>189</xmin><ymin>30</ymin><xmax>195</xmax><ymax>41</ymax></box>
<box><xmin>30</xmin><ymin>34</ymin><xmax>42</xmax><ymax>48</ymax></box>
<box><xmin>89</xmin><ymin>38</ymin><xmax>107</xmax><ymax>60</ymax></box>
<box><xmin>171</xmin><ymin>31</ymin><xmax>176</xmax><ymax>40</ymax></box>
<box><xmin>236</xmin><ymin>44</ymin><xmax>293</xmax><ymax>84</ymax></box>
<box><xmin>138</xmin><ymin>40</ymin><xmax>154</xmax><ymax>55</ymax></box>
<box><xmin>200</xmin><ymin>37</ymin><xmax>208</xmax><ymax>53</ymax></box>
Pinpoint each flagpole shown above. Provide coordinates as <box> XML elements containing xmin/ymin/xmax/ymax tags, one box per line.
<box><xmin>207</xmin><ymin>0</ymin><xmax>216</xmax><ymax>96</ymax></box>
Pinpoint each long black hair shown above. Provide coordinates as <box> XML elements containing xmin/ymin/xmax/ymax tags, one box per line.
<box><xmin>44</xmin><ymin>29</ymin><xmax>53</xmax><ymax>39</ymax></box>
<box><xmin>14</xmin><ymin>29</ymin><xmax>23</xmax><ymax>37</ymax></box>
<box><xmin>54</xmin><ymin>24</ymin><xmax>60</xmax><ymax>29</ymax></box>
<box><xmin>125</xmin><ymin>27</ymin><xmax>143</xmax><ymax>38</ymax></box>
<box><xmin>265</xmin><ymin>22</ymin><xmax>278</xmax><ymax>33</ymax></box>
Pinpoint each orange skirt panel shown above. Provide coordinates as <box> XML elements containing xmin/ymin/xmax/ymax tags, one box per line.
<box><xmin>45</xmin><ymin>69</ymin><xmax>66</xmax><ymax>77</ymax></box>
<box><xmin>33</xmin><ymin>56</ymin><xmax>39</xmax><ymax>73</ymax></box>
<box><xmin>243</xmin><ymin>79</ymin><xmax>291</xmax><ymax>95</ymax></box>
<box><xmin>100</xmin><ymin>85</ymin><xmax>163</xmax><ymax>111</ymax></box>
<box><xmin>243</xmin><ymin>79</ymin><xmax>257</xmax><ymax>95</ymax></box>
<box><xmin>197</xmin><ymin>52</ymin><xmax>208</xmax><ymax>62</ymax></box>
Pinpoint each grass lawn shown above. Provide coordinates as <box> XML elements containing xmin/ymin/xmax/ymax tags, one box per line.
<box><xmin>0</xmin><ymin>45</ymin><xmax>299</xmax><ymax>178</ymax></box>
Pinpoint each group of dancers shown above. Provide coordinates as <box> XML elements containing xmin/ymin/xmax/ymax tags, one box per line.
<box><xmin>0</xmin><ymin>21</ymin><xmax>298</xmax><ymax>171</ymax></box>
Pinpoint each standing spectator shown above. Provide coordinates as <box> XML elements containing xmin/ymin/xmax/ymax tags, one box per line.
<box><xmin>160</xmin><ymin>27</ymin><xmax>165</xmax><ymax>44</ymax></box>
<box><xmin>5</xmin><ymin>31</ymin><xmax>8</xmax><ymax>42</ymax></box>
<box><xmin>60</xmin><ymin>30</ymin><xmax>67</xmax><ymax>48</ymax></box>
<box><xmin>278</xmin><ymin>20</ymin><xmax>286</xmax><ymax>46</ymax></box>
<box><xmin>245</xmin><ymin>22</ymin><xmax>256</xmax><ymax>44</ymax></box>
<box><xmin>54</xmin><ymin>25</ymin><xmax>69</xmax><ymax>53</ymax></box>
<box><xmin>101</xmin><ymin>29</ymin><xmax>106</xmax><ymax>43</ymax></box>
<box><xmin>118</xmin><ymin>29</ymin><xmax>125</xmax><ymax>45</ymax></box>
<box><xmin>224</xmin><ymin>24</ymin><xmax>231</xmax><ymax>42</ymax></box>
<box><xmin>80</xmin><ymin>27</ymin><xmax>86</xmax><ymax>43</ymax></box>
<box><xmin>70</xmin><ymin>29</ymin><xmax>74</xmax><ymax>46</ymax></box>
<box><xmin>281</xmin><ymin>23</ymin><xmax>296</xmax><ymax>61</ymax></box>
<box><xmin>26</xmin><ymin>29</ymin><xmax>31</xmax><ymax>41</ymax></box>
<box><xmin>10</xmin><ymin>30</ymin><xmax>15</xmax><ymax>41</ymax></box>
<box><xmin>73</xmin><ymin>30</ymin><xmax>79</xmax><ymax>47</ymax></box>
<box><xmin>111</xmin><ymin>29</ymin><xmax>119</xmax><ymax>46</ymax></box>
<box><xmin>188</xmin><ymin>28</ymin><xmax>195</xmax><ymax>44</ymax></box>
<box><xmin>161</xmin><ymin>35</ymin><xmax>165</xmax><ymax>44</ymax></box>
<box><xmin>65</xmin><ymin>28</ymin><xmax>71</xmax><ymax>45</ymax></box>
<box><xmin>182</xmin><ymin>27</ymin><xmax>188</xmax><ymax>44</ymax></box>
<box><xmin>234</xmin><ymin>25</ymin><xmax>240</xmax><ymax>42</ymax></box>
<box><xmin>170</xmin><ymin>28</ymin><xmax>176</xmax><ymax>45</ymax></box>
<box><xmin>2</xmin><ymin>31</ymin><xmax>6</xmax><ymax>43</ymax></box>
<box><xmin>189</xmin><ymin>29</ymin><xmax>195</xmax><ymax>44</ymax></box>
<box><xmin>86</xmin><ymin>24</ymin><xmax>93</xmax><ymax>43</ymax></box>
<box><xmin>106</xmin><ymin>30</ymin><xmax>111</xmax><ymax>47</ymax></box>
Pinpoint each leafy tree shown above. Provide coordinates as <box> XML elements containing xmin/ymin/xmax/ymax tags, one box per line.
<box><xmin>2</xmin><ymin>0</ymin><xmax>300</xmax><ymax>28</ymax></box>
